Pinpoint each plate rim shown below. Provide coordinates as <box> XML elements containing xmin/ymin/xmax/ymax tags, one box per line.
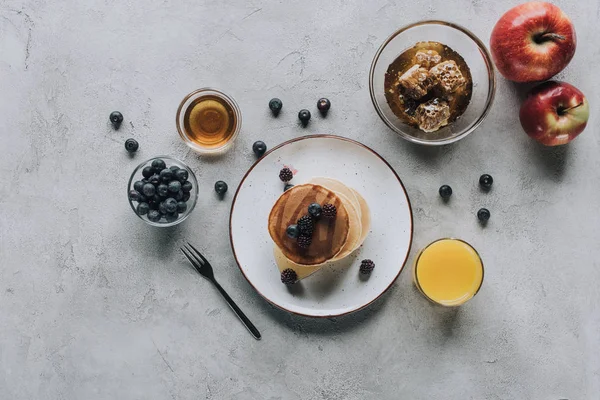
<box><xmin>229</xmin><ymin>134</ymin><xmax>414</xmax><ymax>318</ymax></box>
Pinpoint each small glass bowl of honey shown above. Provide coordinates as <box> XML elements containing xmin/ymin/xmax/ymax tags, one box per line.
<box><xmin>176</xmin><ymin>88</ymin><xmax>242</xmax><ymax>154</ymax></box>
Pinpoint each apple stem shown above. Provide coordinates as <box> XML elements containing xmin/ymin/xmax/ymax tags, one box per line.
<box><xmin>558</xmin><ymin>102</ymin><xmax>584</xmax><ymax>115</ymax></box>
<box><xmin>534</xmin><ymin>32</ymin><xmax>566</xmax><ymax>44</ymax></box>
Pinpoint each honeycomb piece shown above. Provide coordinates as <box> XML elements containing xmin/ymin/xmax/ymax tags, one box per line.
<box><xmin>413</xmin><ymin>50</ymin><xmax>442</xmax><ymax>69</ymax></box>
<box><xmin>416</xmin><ymin>98</ymin><xmax>451</xmax><ymax>132</ymax></box>
<box><xmin>397</xmin><ymin>65</ymin><xmax>434</xmax><ymax>100</ymax></box>
<box><xmin>429</xmin><ymin>60</ymin><xmax>466</xmax><ymax>94</ymax></box>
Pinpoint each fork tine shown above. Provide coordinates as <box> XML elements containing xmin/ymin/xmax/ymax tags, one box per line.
<box><xmin>187</xmin><ymin>242</ymin><xmax>210</xmax><ymax>266</ymax></box>
<box><xmin>184</xmin><ymin>244</ymin><xmax>206</xmax><ymax>268</ymax></box>
<box><xmin>180</xmin><ymin>247</ymin><xmax>202</xmax><ymax>274</ymax></box>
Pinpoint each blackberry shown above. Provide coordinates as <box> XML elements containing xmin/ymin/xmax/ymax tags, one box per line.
<box><xmin>322</xmin><ymin>203</ymin><xmax>337</xmax><ymax>218</ymax></box>
<box><xmin>280</xmin><ymin>268</ymin><xmax>297</xmax><ymax>285</ymax></box>
<box><xmin>359</xmin><ymin>259</ymin><xmax>375</xmax><ymax>275</ymax></box>
<box><xmin>297</xmin><ymin>215</ymin><xmax>313</xmax><ymax>235</ymax></box>
<box><xmin>279</xmin><ymin>167</ymin><xmax>293</xmax><ymax>182</ymax></box>
<box><xmin>297</xmin><ymin>235</ymin><xmax>312</xmax><ymax>249</ymax></box>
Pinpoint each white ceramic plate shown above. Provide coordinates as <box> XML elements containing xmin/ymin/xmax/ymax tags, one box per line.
<box><xmin>230</xmin><ymin>135</ymin><xmax>413</xmax><ymax>317</ymax></box>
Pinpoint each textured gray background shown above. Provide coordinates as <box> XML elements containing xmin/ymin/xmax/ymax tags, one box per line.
<box><xmin>1</xmin><ymin>0</ymin><xmax>598</xmax><ymax>399</ymax></box>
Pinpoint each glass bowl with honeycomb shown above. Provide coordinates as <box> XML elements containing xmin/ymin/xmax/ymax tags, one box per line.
<box><xmin>369</xmin><ymin>21</ymin><xmax>496</xmax><ymax>145</ymax></box>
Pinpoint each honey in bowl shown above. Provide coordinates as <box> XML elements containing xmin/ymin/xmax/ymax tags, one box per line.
<box><xmin>384</xmin><ymin>41</ymin><xmax>473</xmax><ymax>133</ymax></box>
<box><xmin>183</xmin><ymin>95</ymin><xmax>237</xmax><ymax>149</ymax></box>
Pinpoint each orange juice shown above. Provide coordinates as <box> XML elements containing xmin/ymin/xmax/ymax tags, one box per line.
<box><xmin>413</xmin><ymin>239</ymin><xmax>483</xmax><ymax>306</ymax></box>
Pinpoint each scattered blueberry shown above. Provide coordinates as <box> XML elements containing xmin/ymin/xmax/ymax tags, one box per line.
<box><xmin>165</xmin><ymin>213</ymin><xmax>179</xmax><ymax>223</ymax></box>
<box><xmin>215</xmin><ymin>180</ymin><xmax>228</xmax><ymax>196</ymax></box>
<box><xmin>182</xmin><ymin>181</ymin><xmax>193</xmax><ymax>193</ymax></box>
<box><xmin>137</xmin><ymin>202</ymin><xmax>149</xmax><ymax>215</ymax></box>
<box><xmin>125</xmin><ymin>138</ymin><xmax>139</xmax><ymax>153</ymax></box>
<box><xmin>110</xmin><ymin>111</ymin><xmax>123</xmax><ymax>129</ymax></box>
<box><xmin>308</xmin><ymin>203</ymin><xmax>322</xmax><ymax>219</ymax></box>
<box><xmin>176</xmin><ymin>201</ymin><xmax>187</xmax><ymax>213</ymax></box>
<box><xmin>174</xmin><ymin>169</ymin><xmax>188</xmax><ymax>183</ymax></box>
<box><xmin>252</xmin><ymin>141</ymin><xmax>267</xmax><ymax>157</ymax></box>
<box><xmin>298</xmin><ymin>109</ymin><xmax>311</xmax><ymax>125</ymax></box>
<box><xmin>149</xmin><ymin>174</ymin><xmax>160</xmax><ymax>186</ymax></box>
<box><xmin>142</xmin><ymin>166</ymin><xmax>153</xmax><ymax>179</ymax></box>
<box><xmin>151</xmin><ymin>158</ymin><xmax>166</xmax><ymax>171</ymax></box>
<box><xmin>477</xmin><ymin>208</ymin><xmax>491</xmax><ymax>222</ymax></box>
<box><xmin>168</xmin><ymin>180</ymin><xmax>182</xmax><ymax>193</ymax></box>
<box><xmin>479</xmin><ymin>174</ymin><xmax>493</xmax><ymax>190</ymax></box>
<box><xmin>317</xmin><ymin>98</ymin><xmax>331</xmax><ymax>114</ymax></box>
<box><xmin>128</xmin><ymin>190</ymin><xmax>141</xmax><ymax>201</ymax></box>
<box><xmin>439</xmin><ymin>185</ymin><xmax>452</xmax><ymax>200</ymax></box>
<box><xmin>286</xmin><ymin>224</ymin><xmax>300</xmax><ymax>239</ymax></box>
<box><xmin>147</xmin><ymin>210</ymin><xmax>161</xmax><ymax>222</ymax></box>
<box><xmin>157</xmin><ymin>184</ymin><xmax>169</xmax><ymax>197</ymax></box>
<box><xmin>160</xmin><ymin>168</ymin><xmax>173</xmax><ymax>182</ymax></box>
<box><xmin>269</xmin><ymin>98</ymin><xmax>283</xmax><ymax>115</ymax></box>
<box><xmin>164</xmin><ymin>198</ymin><xmax>177</xmax><ymax>213</ymax></box>
<box><xmin>182</xmin><ymin>192</ymin><xmax>191</xmax><ymax>202</ymax></box>
<box><xmin>284</xmin><ymin>183</ymin><xmax>294</xmax><ymax>192</ymax></box>
<box><xmin>133</xmin><ymin>181</ymin><xmax>144</xmax><ymax>193</ymax></box>
<box><xmin>142</xmin><ymin>183</ymin><xmax>156</xmax><ymax>197</ymax></box>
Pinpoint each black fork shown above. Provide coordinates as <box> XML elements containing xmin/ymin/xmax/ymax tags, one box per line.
<box><xmin>180</xmin><ymin>242</ymin><xmax>261</xmax><ymax>340</ymax></box>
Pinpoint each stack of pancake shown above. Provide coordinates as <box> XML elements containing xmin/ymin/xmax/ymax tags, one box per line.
<box><xmin>268</xmin><ymin>178</ymin><xmax>371</xmax><ymax>280</ymax></box>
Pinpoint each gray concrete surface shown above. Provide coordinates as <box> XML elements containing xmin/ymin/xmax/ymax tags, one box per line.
<box><xmin>1</xmin><ymin>0</ymin><xmax>599</xmax><ymax>399</ymax></box>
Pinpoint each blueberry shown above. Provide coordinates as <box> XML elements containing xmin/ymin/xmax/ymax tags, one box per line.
<box><xmin>176</xmin><ymin>201</ymin><xmax>187</xmax><ymax>213</ymax></box>
<box><xmin>174</xmin><ymin>169</ymin><xmax>188</xmax><ymax>183</ymax></box>
<box><xmin>269</xmin><ymin>98</ymin><xmax>283</xmax><ymax>115</ymax></box>
<box><xmin>147</xmin><ymin>210</ymin><xmax>161</xmax><ymax>222</ymax></box>
<box><xmin>298</xmin><ymin>109</ymin><xmax>311</xmax><ymax>125</ymax></box>
<box><xmin>308</xmin><ymin>203</ymin><xmax>322</xmax><ymax>218</ymax></box>
<box><xmin>110</xmin><ymin>111</ymin><xmax>123</xmax><ymax>129</ymax></box>
<box><xmin>439</xmin><ymin>185</ymin><xmax>452</xmax><ymax>200</ymax></box>
<box><xmin>151</xmin><ymin>159</ymin><xmax>166</xmax><ymax>171</ymax></box>
<box><xmin>142</xmin><ymin>166</ymin><xmax>153</xmax><ymax>179</ymax></box>
<box><xmin>168</xmin><ymin>180</ymin><xmax>181</xmax><ymax>193</ymax></box>
<box><xmin>125</xmin><ymin>138</ymin><xmax>139</xmax><ymax>153</ymax></box>
<box><xmin>284</xmin><ymin>184</ymin><xmax>294</xmax><ymax>192</ymax></box>
<box><xmin>149</xmin><ymin>174</ymin><xmax>160</xmax><ymax>186</ymax></box>
<box><xmin>142</xmin><ymin>183</ymin><xmax>156</xmax><ymax>197</ymax></box>
<box><xmin>317</xmin><ymin>98</ymin><xmax>331</xmax><ymax>114</ymax></box>
<box><xmin>477</xmin><ymin>208</ymin><xmax>491</xmax><ymax>222</ymax></box>
<box><xmin>160</xmin><ymin>168</ymin><xmax>173</xmax><ymax>182</ymax></box>
<box><xmin>174</xmin><ymin>190</ymin><xmax>184</xmax><ymax>201</ymax></box>
<box><xmin>137</xmin><ymin>202</ymin><xmax>149</xmax><ymax>215</ymax></box>
<box><xmin>252</xmin><ymin>141</ymin><xmax>267</xmax><ymax>157</ymax></box>
<box><xmin>165</xmin><ymin>213</ymin><xmax>179</xmax><ymax>223</ymax></box>
<box><xmin>182</xmin><ymin>181</ymin><xmax>193</xmax><ymax>193</ymax></box>
<box><xmin>170</xmin><ymin>165</ymin><xmax>179</xmax><ymax>173</ymax></box>
<box><xmin>286</xmin><ymin>224</ymin><xmax>300</xmax><ymax>239</ymax></box>
<box><xmin>164</xmin><ymin>198</ymin><xmax>177</xmax><ymax>213</ymax></box>
<box><xmin>182</xmin><ymin>192</ymin><xmax>191</xmax><ymax>202</ymax></box>
<box><xmin>215</xmin><ymin>180</ymin><xmax>228</xmax><ymax>196</ymax></box>
<box><xmin>133</xmin><ymin>181</ymin><xmax>144</xmax><ymax>193</ymax></box>
<box><xmin>479</xmin><ymin>174</ymin><xmax>493</xmax><ymax>190</ymax></box>
<box><xmin>157</xmin><ymin>184</ymin><xmax>169</xmax><ymax>197</ymax></box>
<box><xmin>128</xmin><ymin>190</ymin><xmax>141</xmax><ymax>202</ymax></box>
<box><xmin>138</xmin><ymin>194</ymin><xmax>148</xmax><ymax>203</ymax></box>
<box><xmin>148</xmin><ymin>200</ymin><xmax>160</xmax><ymax>210</ymax></box>
<box><xmin>152</xmin><ymin>194</ymin><xmax>161</xmax><ymax>204</ymax></box>
<box><xmin>158</xmin><ymin>201</ymin><xmax>168</xmax><ymax>215</ymax></box>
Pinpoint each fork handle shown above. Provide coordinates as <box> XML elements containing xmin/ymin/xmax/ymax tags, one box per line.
<box><xmin>212</xmin><ymin>280</ymin><xmax>261</xmax><ymax>340</ymax></box>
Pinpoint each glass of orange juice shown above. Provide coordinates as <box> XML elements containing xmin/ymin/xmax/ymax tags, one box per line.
<box><xmin>413</xmin><ymin>238</ymin><xmax>484</xmax><ymax>306</ymax></box>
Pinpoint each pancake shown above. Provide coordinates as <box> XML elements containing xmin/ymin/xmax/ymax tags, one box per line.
<box><xmin>268</xmin><ymin>184</ymin><xmax>350</xmax><ymax>265</ymax></box>
<box><xmin>351</xmin><ymin>188</ymin><xmax>371</xmax><ymax>250</ymax></box>
<box><xmin>273</xmin><ymin>246</ymin><xmax>325</xmax><ymax>280</ymax></box>
<box><xmin>330</xmin><ymin>191</ymin><xmax>362</xmax><ymax>261</ymax></box>
<box><xmin>309</xmin><ymin>177</ymin><xmax>362</xmax><ymax>219</ymax></box>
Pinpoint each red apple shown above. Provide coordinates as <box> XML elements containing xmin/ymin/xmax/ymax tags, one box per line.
<box><xmin>519</xmin><ymin>81</ymin><xmax>589</xmax><ymax>146</ymax></box>
<box><xmin>490</xmin><ymin>2</ymin><xmax>576</xmax><ymax>82</ymax></box>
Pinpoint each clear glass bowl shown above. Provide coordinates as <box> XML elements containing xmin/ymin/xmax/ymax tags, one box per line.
<box><xmin>176</xmin><ymin>88</ymin><xmax>242</xmax><ymax>155</ymax></box>
<box><xmin>369</xmin><ymin>20</ymin><xmax>496</xmax><ymax>145</ymax></box>
<box><xmin>127</xmin><ymin>156</ymin><xmax>199</xmax><ymax>227</ymax></box>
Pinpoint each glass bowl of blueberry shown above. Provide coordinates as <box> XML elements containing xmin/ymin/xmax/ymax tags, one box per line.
<box><xmin>127</xmin><ymin>156</ymin><xmax>198</xmax><ymax>227</ymax></box>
